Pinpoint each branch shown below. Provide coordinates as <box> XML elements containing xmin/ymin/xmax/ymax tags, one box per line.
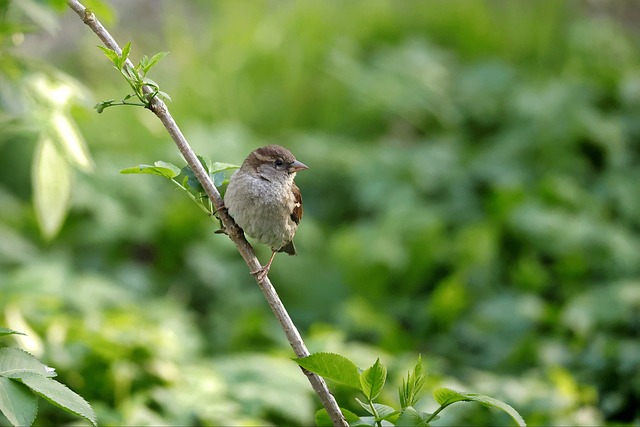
<box><xmin>66</xmin><ymin>1</ymin><xmax>347</xmax><ymax>426</ymax></box>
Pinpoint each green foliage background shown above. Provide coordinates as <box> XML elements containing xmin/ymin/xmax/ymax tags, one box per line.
<box><xmin>2</xmin><ymin>0</ymin><xmax>640</xmax><ymax>425</ymax></box>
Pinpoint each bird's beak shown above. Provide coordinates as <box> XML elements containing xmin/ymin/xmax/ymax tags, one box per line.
<box><xmin>289</xmin><ymin>160</ymin><xmax>308</xmax><ymax>173</ymax></box>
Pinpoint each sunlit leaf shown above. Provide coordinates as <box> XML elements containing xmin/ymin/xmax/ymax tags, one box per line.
<box><xmin>360</xmin><ymin>358</ymin><xmax>386</xmax><ymax>401</ymax></box>
<box><xmin>0</xmin><ymin>328</ymin><xmax>25</xmax><ymax>338</ymax></box>
<box><xmin>49</xmin><ymin>111</ymin><xmax>94</xmax><ymax>173</ymax></box>
<box><xmin>315</xmin><ymin>407</ymin><xmax>360</xmax><ymax>427</ymax></box>
<box><xmin>17</xmin><ymin>372</ymin><xmax>97</xmax><ymax>426</ymax></box>
<box><xmin>294</xmin><ymin>352</ymin><xmax>362</xmax><ymax>390</ymax></box>
<box><xmin>120</xmin><ymin>162</ymin><xmax>181</xmax><ymax>178</ymax></box>
<box><xmin>0</xmin><ymin>347</ymin><xmax>56</xmax><ymax>378</ymax></box>
<box><xmin>32</xmin><ymin>136</ymin><xmax>72</xmax><ymax>240</ymax></box>
<box><xmin>0</xmin><ymin>377</ymin><xmax>37</xmax><ymax>427</ymax></box>
<box><xmin>433</xmin><ymin>388</ymin><xmax>526</xmax><ymax>427</ymax></box>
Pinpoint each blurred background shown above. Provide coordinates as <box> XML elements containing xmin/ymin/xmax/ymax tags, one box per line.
<box><xmin>1</xmin><ymin>0</ymin><xmax>640</xmax><ymax>425</ymax></box>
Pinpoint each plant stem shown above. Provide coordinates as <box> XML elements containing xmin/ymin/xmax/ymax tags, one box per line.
<box><xmin>66</xmin><ymin>1</ymin><xmax>347</xmax><ymax>426</ymax></box>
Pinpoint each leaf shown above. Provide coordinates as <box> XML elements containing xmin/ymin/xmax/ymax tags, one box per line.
<box><xmin>209</xmin><ymin>162</ymin><xmax>240</xmax><ymax>174</ymax></box>
<box><xmin>0</xmin><ymin>377</ymin><xmax>37</xmax><ymax>427</ymax></box>
<box><xmin>433</xmin><ymin>388</ymin><xmax>526</xmax><ymax>427</ymax></box>
<box><xmin>156</xmin><ymin>90</ymin><xmax>172</xmax><ymax>102</ymax></box>
<box><xmin>433</xmin><ymin>387</ymin><xmax>467</xmax><ymax>406</ymax></box>
<box><xmin>142</xmin><ymin>77</ymin><xmax>159</xmax><ymax>89</ymax></box>
<box><xmin>293</xmin><ymin>352</ymin><xmax>362</xmax><ymax>390</ymax></box>
<box><xmin>143</xmin><ymin>51</ymin><xmax>169</xmax><ymax>74</ymax></box>
<box><xmin>120</xmin><ymin>41</ymin><xmax>132</xmax><ymax>68</ymax></box>
<box><xmin>0</xmin><ymin>328</ymin><xmax>25</xmax><ymax>338</ymax></box>
<box><xmin>120</xmin><ymin>162</ymin><xmax>181</xmax><ymax>179</ymax></box>
<box><xmin>314</xmin><ymin>407</ymin><xmax>360</xmax><ymax>427</ymax></box>
<box><xmin>360</xmin><ymin>358</ymin><xmax>386</xmax><ymax>400</ymax></box>
<box><xmin>0</xmin><ymin>348</ymin><xmax>56</xmax><ymax>378</ymax></box>
<box><xmin>32</xmin><ymin>136</ymin><xmax>72</xmax><ymax>241</ymax></box>
<box><xmin>395</xmin><ymin>406</ymin><xmax>432</xmax><ymax>427</ymax></box>
<box><xmin>17</xmin><ymin>372</ymin><xmax>96</xmax><ymax>426</ymax></box>
<box><xmin>49</xmin><ymin>111</ymin><xmax>94</xmax><ymax>173</ymax></box>
<box><xmin>399</xmin><ymin>354</ymin><xmax>426</xmax><ymax>409</ymax></box>
<box><xmin>97</xmin><ymin>45</ymin><xmax>119</xmax><ymax>66</ymax></box>
<box><xmin>355</xmin><ymin>398</ymin><xmax>397</xmax><ymax>420</ymax></box>
<box><xmin>94</xmin><ymin>99</ymin><xmax>115</xmax><ymax>113</ymax></box>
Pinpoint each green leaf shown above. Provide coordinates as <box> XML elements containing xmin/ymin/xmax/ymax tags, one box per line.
<box><xmin>94</xmin><ymin>99</ymin><xmax>115</xmax><ymax>113</ymax></box>
<box><xmin>180</xmin><ymin>165</ymin><xmax>203</xmax><ymax>192</ymax></box>
<box><xmin>360</xmin><ymin>358</ymin><xmax>386</xmax><ymax>401</ymax></box>
<box><xmin>209</xmin><ymin>162</ymin><xmax>240</xmax><ymax>175</ymax></box>
<box><xmin>0</xmin><ymin>328</ymin><xmax>25</xmax><ymax>337</ymax></box>
<box><xmin>120</xmin><ymin>162</ymin><xmax>181</xmax><ymax>179</ymax></box>
<box><xmin>355</xmin><ymin>398</ymin><xmax>397</xmax><ymax>420</ymax></box>
<box><xmin>143</xmin><ymin>51</ymin><xmax>169</xmax><ymax>74</ymax></box>
<box><xmin>17</xmin><ymin>372</ymin><xmax>97</xmax><ymax>426</ymax></box>
<box><xmin>0</xmin><ymin>377</ymin><xmax>37</xmax><ymax>427</ymax></box>
<box><xmin>97</xmin><ymin>45</ymin><xmax>119</xmax><ymax>66</ymax></box>
<box><xmin>294</xmin><ymin>352</ymin><xmax>362</xmax><ymax>390</ymax></box>
<box><xmin>120</xmin><ymin>41</ymin><xmax>132</xmax><ymax>68</ymax></box>
<box><xmin>314</xmin><ymin>407</ymin><xmax>360</xmax><ymax>427</ymax></box>
<box><xmin>432</xmin><ymin>387</ymin><xmax>467</xmax><ymax>406</ymax></box>
<box><xmin>395</xmin><ymin>406</ymin><xmax>432</xmax><ymax>427</ymax></box>
<box><xmin>142</xmin><ymin>77</ymin><xmax>159</xmax><ymax>89</ymax></box>
<box><xmin>433</xmin><ymin>388</ymin><xmax>526</xmax><ymax>427</ymax></box>
<box><xmin>0</xmin><ymin>348</ymin><xmax>57</xmax><ymax>379</ymax></box>
<box><xmin>156</xmin><ymin>90</ymin><xmax>172</xmax><ymax>102</ymax></box>
<box><xmin>49</xmin><ymin>111</ymin><xmax>94</xmax><ymax>173</ymax></box>
<box><xmin>399</xmin><ymin>354</ymin><xmax>426</xmax><ymax>409</ymax></box>
<box><xmin>32</xmin><ymin>136</ymin><xmax>72</xmax><ymax>241</ymax></box>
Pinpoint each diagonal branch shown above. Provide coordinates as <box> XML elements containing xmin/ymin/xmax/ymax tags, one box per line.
<box><xmin>66</xmin><ymin>1</ymin><xmax>347</xmax><ymax>426</ymax></box>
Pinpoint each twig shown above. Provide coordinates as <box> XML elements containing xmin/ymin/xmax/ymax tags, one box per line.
<box><xmin>66</xmin><ymin>1</ymin><xmax>347</xmax><ymax>426</ymax></box>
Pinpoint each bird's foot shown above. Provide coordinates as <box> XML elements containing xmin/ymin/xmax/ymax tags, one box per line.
<box><xmin>251</xmin><ymin>265</ymin><xmax>271</xmax><ymax>281</ymax></box>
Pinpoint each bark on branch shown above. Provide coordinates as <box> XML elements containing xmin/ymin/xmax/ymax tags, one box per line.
<box><xmin>66</xmin><ymin>1</ymin><xmax>347</xmax><ymax>425</ymax></box>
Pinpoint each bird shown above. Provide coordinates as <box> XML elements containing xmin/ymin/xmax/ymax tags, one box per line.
<box><xmin>223</xmin><ymin>145</ymin><xmax>308</xmax><ymax>280</ymax></box>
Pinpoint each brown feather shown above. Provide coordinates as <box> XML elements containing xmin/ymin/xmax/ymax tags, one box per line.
<box><xmin>290</xmin><ymin>182</ymin><xmax>303</xmax><ymax>225</ymax></box>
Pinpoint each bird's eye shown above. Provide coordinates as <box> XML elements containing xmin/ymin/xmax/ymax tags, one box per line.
<box><xmin>274</xmin><ymin>159</ymin><xmax>284</xmax><ymax>168</ymax></box>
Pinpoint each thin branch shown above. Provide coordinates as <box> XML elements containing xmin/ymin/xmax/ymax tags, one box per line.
<box><xmin>66</xmin><ymin>1</ymin><xmax>347</xmax><ymax>426</ymax></box>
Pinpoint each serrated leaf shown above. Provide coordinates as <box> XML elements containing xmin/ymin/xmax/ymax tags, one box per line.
<box><xmin>314</xmin><ymin>407</ymin><xmax>360</xmax><ymax>427</ymax></box>
<box><xmin>294</xmin><ymin>352</ymin><xmax>362</xmax><ymax>390</ymax></box>
<box><xmin>32</xmin><ymin>136</ymin><xmax>72</xmax><ymax>240</ymax></box>
<box><xmin>0</xmin><ymin>377</ymin><xmax>37</xmax><ymax>427</ymax></box>
<box><xmin>17</xmin><ymin>372</ymin><xmax>96</xmax><ymax>426</ymax></box>
<box><xmin>433</xmin><ymin>388</ymin><xmax>526</xmax><ymax>427</ymax></box>
<box><xmin>360</xmin><ymin>358</ymin><xmax>386</xmax><ymax>400</ymax></box>
<box><xmin>0</xmin><ymin>328</ymin><xmax>25</xmax><ymax>337</ymax></box>
<box><xmin>120</xmin><ymin>163</ymin><xmax>180</xmax><ymax>178</ymax></box>
<box><xmin>395</xmin><ymin>406</ymin><xmax>431</xmax><ymax>426</ymax></box>
<box><xmin>0</xmin><ymin>348</ymin><xmax>56</xmax><ymax>379</ymax></box>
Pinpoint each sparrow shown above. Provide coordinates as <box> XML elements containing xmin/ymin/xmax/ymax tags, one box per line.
<box><xmin>223</xmin><ymin>145</ymin><xmax>308</xmax><ymax>280</ymax></box>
